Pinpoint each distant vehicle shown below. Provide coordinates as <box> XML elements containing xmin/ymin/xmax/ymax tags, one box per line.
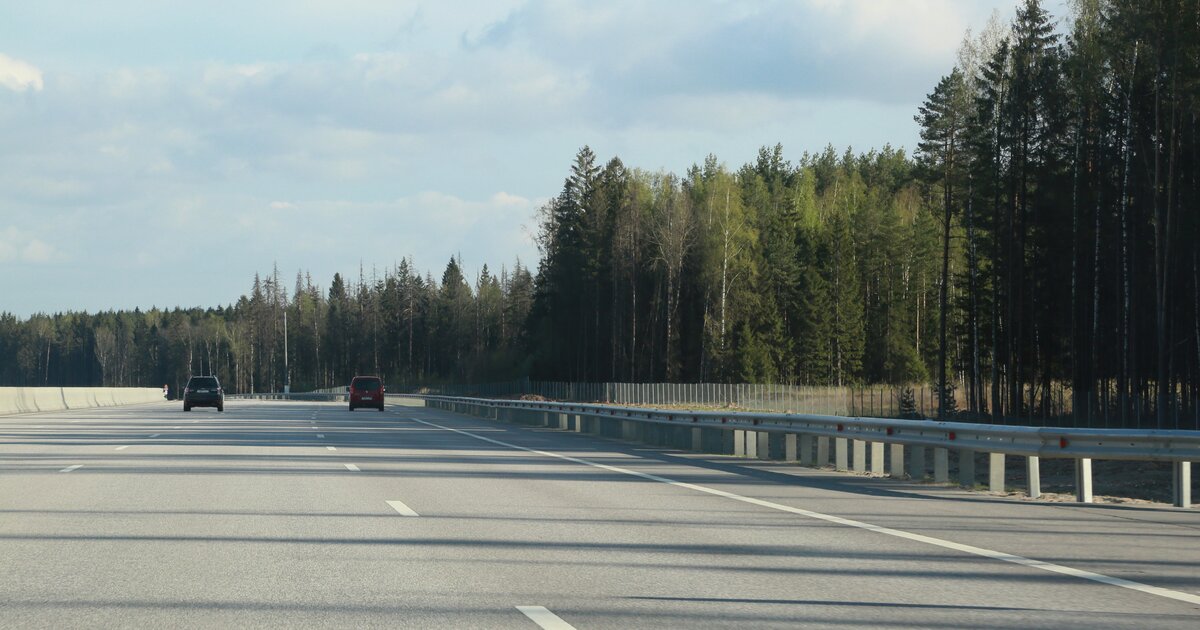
<box><xmin>183</xmin><ymin>375</ymin><xmax>224</xmax><ymax>412</ymax></box>
<box><xmin>347</xmin><ymin>376</ymin><xmax>385</xmax><ymax>411</ymax></box>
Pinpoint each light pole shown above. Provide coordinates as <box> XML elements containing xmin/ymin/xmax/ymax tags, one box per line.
<box><xmin>283</xmin><ymin>308</ymin><xmax>290</xmax><ymax>394</ymax></box>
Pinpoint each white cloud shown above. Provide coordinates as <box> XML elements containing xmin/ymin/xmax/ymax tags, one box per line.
<box><xmin>0</xmin><ymin>227</ymin><xmax>57</xmax><ymax>263</ymax></box>
<box><xmin>269</xmin><ymin>200</ymin><xmax>295</xmax><ymax>209</ymax></box>
<box><xmin>0</xmin><ymin>53</ymin><xmax>43</xmax><ymax>93</ymax></box>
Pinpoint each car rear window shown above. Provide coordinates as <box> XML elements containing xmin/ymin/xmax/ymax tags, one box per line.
<box><xmin>189</xmin><ymin>377</ymin><xmax>219</xmax><ymax>388</ymax></box>
<box><xmin>352</xmin><ymin>379</ymin><xmax>381</xmax><ymax>391</ymax></box>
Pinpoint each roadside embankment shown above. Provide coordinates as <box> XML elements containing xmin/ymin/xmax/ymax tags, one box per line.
<box><xmin>0</xmin><ymin>387</ymin><xmax>165</xmax><ymax>416</ymax></box>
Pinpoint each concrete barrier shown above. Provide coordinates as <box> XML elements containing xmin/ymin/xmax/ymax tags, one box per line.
<box><xmin>0</xmin><ymin>387</ymin><xmax>165</xmax><ymax>416</ymax></box>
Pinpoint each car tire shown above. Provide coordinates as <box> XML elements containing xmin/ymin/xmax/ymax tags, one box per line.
<box><xmin>183</xmin><ymin>404</ymin><xmax>191</xmax><ymax>412</ymax></box>
<box><xmin>348</xmin><ymin>404</ymin><xmax>354</xmax><ymax>411</ymax></box>
<box><xmin>217</xmin><ymin>404</ymin><xmax>224</xmax><ymax>412</ymax></box>
<box><xmin>377</xmin><ymin>405</ymin><xmax>384</xmax><ymax>412</ymax></box>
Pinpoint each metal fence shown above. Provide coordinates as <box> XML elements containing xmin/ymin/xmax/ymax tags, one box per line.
<box><xmin>307</xmin><ymin>378</ymin><xmax>1195</xmax><ymax>429</ymax></box>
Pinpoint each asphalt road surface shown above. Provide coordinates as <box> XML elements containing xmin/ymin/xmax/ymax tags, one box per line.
<box><xmin>1</xmin><ymin>399</ymin><xmax>1198</xmax><ymax>628</ymax></box>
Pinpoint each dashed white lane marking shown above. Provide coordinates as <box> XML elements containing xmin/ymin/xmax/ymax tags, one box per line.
<box><xmin>59</xmin><ymin>465</ymin><xmax>82</xmax><ymax>473</ymax></box>
<box><xmin>115</xmin><ymin>445</ymin><xmax>130</xmax><ymax>451</ymax></box>
<box><xmin>344</xmin><ymin>463</ymin><xmax>360</xmax><ymax>472</ymax></box>
<box><xmin>412</xmin><ymin>416</ymin><xmax>1200</xmax><ymax>608</ymax></box>
<box><xmin>326</xmin><ymin>446</ymin><xmax>337</xmax><ymax>451</ymax></box>
<box><xmin>386</xmin><ymin>500</ymin><xmax>419</xmax><ymax>517</ymax></box>
<box><xmin>148</xmin><ymin>434</ymin><xmax>160</xmax><ymax>438</ymax></box>
<box><xmin>317</xmin><ymin>434</ymin><xmax>325</xmax><ymax>438</ymax></box>
<box><xmin>174</xmin><ymin>426</ymin><xmax>182</xmax><ymax>429</ymax></box>
<box><xmin>516</xmin><ymin>606</ymin><xmax>576</xmax><ymax>630</ymax></box>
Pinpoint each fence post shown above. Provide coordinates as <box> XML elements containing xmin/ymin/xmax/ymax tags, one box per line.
<box><xmin>987</xmin><ymin>453</ymin><xmax>1005</xmax><ymax>492</ymax></box>
<box><xmin>1173</xmin><ymin>461</ymin><xmax>1192</xmax><ymax>508</ymax></box>
<box><xmin>933</xmin><ymin>448</ymin><xmax>949</xmax><ymax>483</ymax></box>
<box><xmin>1075</xmin><ymin>458</ymin><xmax>1093</xmax><ymax>503</ymax></box>
<box><xmin>852</xmin><ymin>439</ymin><xmax>866</xmax><ymax>473</ymax></box>
<box><xmin>800</xmin><ymin>434</ymin><xmax>814</xmax><ymax>466</ymax></box>
<box><xmin>1026</xmin><ymin>456</ymin><xmax>1041</xmax><ymax>499</ymax></box>
<box><xmin>889</xmin><ymin>443</ymin><xmax>905</xmax><ymax>478</ymax></box>
<box><xmin>959</xmin><ymin>449</ymin><xmax>976</xmax><ymax>487</ymax></box>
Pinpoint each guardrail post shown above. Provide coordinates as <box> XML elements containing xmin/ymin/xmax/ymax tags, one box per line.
<box><xmin>817</xmin><ymin>437</ymin><xmax>830</xmax><ymax>468</ymax></box>
<box><xmin>757</xmin><ymin>432</ymin><xmax>770</xmax><ymax>460</ymax></box>
<box><xmin>1173</xmin><ymin>461</ymin><xmax>1192</xmax><ymax>508</ymax></box>
<box><xmin>852</xmin><ymin>440</ymin><xmax>866</xmax><ymax>473</ymax></box>
<box><xmin>799</xmin><ymin>435</ymin><xmax>814</xmax><ymax>466</ymax></box>
<box><xmin>692</xmin><ymin>427</ymin><xmax>703</xmax><ymax>451</ymax></box>
<box><xmin>747</xmin><ymin>431</ymin><xmax>760</xmax><ymax>458</ymax></box>
<box><xmin>909</xmin><ymin>446</ymin><xmax>926</xmax><ymax>481</ymax></box>
<box><xmin>835</xmin><ymin>438</ymin><xmax>848</xmax><ymax>471</ymax></box>
<box><xmin>785</xmin><ymin>434</ymin><xmax>798</xmax><ymax>462</ymax></box>
<box><xmin>989</xmin><ymin>453</ymin><xmax>1005</xmax><ymax>492</ymax></box>
<box><xmin>1075</xmin><ymin>458</ymin><xmax>1093</xmax><ymax>503</ymax></box>
<box><xmin>1026</xmin><ymin>456</ymin><xmax>1041</xmax><ymax>499</ymax></box>
<box><xmin>933</xmin><ymin>448</ymin><xmax>949</xmax><ymax>483</ymax></box>
<box><xmin>889</xmin><ymin>444</ymin><xmax>904</xmax><ymax>478</ymax></box>
<box><xmin>959</xmin><ymin>449</ymin><xmax>976</xmax><ymax>487</ymax></box>
<box><xmin>734</xmin><ymin>430</ymin><xmax>747</xmax><ymax>457</ymax></box>
<box><xmin>870</xmin><ymin>442</ymin><xmax>884</xmax><ymax>475</ymax></box>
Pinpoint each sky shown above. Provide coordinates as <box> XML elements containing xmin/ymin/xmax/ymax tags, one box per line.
<box><xmin>0</xmin><ymin>0</ymin><xmax>1059</xmax><ymax>317</ymax></box>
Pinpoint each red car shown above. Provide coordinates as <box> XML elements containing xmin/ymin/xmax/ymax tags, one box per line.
<box><xmin>347</xmin><ymin>376</ymin><xmax>385</xmax><ymax>411</ymax></box>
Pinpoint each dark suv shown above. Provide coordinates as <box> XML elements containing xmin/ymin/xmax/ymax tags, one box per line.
<box><xmin>348</xmin><ymin>376</ymin><xmax>384</xmax><ymax>411</ymax></box>
<box><xmin>183</xmin><ymin>375</ymin><xmax>224</xmax><ymax>412</ymax></box>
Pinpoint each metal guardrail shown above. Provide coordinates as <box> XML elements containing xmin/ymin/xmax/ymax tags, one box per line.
<box><xmin>420</xmin><ymin>395</ymin><xmax>1197</xmax><ymax>509</ymax></box>
<box><xmin>227</xmin><ymin>392</ymin><xmax>346</xmax><ymax>402</ymax></box>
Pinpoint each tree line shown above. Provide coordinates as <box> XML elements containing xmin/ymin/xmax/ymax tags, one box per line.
<box><xmin>0</xmin><ymin>261</ymin><xmax>535</xmax><ymax>396</ymax></box>
<box><xmin>527</xmin><ymin>0</ymin><xmax>1200</xmax><ymax>428</ymax></box>
<box><xmin>2</xmin><ymin>0</ymin><xmax>1198</xmax><ymax>428</ymax></box>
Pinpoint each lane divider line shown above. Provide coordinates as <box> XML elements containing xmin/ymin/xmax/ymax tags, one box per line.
<box><xmin>344</xmin><ymin>463</ymin><xmax>360</xmax><ymax>472</ymax></box>
<box><xmin>317</xmin><ymin>434</ymin><xmax>325</xmax><ymax>438</ymax></box>
<box><xmin>410</xmin><ymin>416</ymin><xmax>1200</xmax><ymax>608</ymax></box>
<box><xmin>148</xmin><ymin>434</ymin><xmax>160</xmax><ymax>438</ymax></box>
<box><xmin>59</xmin><ymin>465</ymin><xmax>82</xmax><ymax>473</ymax></box>
<box><xmin>115</xmin><ymin>445</ymin><xmax>130</xmax><ymax>451</ymax></box>
<box><xmin>385</xmin><ymin>499</ymin><xmax>419</xmax><ymax>517</ymax></box>
<box><xmin>516</xmin><ymin>606</ymin><xmax>576</xmax><ymax>630</ymax></box>
<box><xmin>327</xmin><ymin>446</ymin><xmax>337</xmax><ymax>451</ymax></box>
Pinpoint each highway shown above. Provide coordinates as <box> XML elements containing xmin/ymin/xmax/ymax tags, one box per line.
<box><xmin>1</xmin><ymin>400</ymin><xmax>1198</xmax><ymax>628</ymax></box>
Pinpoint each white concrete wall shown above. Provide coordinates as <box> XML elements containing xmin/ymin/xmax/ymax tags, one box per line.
<box><xmin>0</xmin><ymin>387</ymin><xmax>165</xmax><ymax>416</ymax></box>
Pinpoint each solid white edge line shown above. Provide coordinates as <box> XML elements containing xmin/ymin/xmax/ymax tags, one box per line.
<box><xmin>516</xmin><ymin>606</ymin><xmax>576</xmax><ymax>630</ymax></box>
<box><xmin>59</xmin><ymin>465</ymin><xmax>82</xmax><ymax>473</ymax></box>
<box><xmin>386</xmin><ymin>500</ymin><xmax>419</xmax><ymax>517</ymax></box>
<box><xmin>410</xmin><ymin>416</ymin><xmax>1200</xmax><ymax>608</ymax></box>
<box><xmin>344</xmin><ymin>463</ymin><xmax>360</xmax><ymax>472</ymax></box>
